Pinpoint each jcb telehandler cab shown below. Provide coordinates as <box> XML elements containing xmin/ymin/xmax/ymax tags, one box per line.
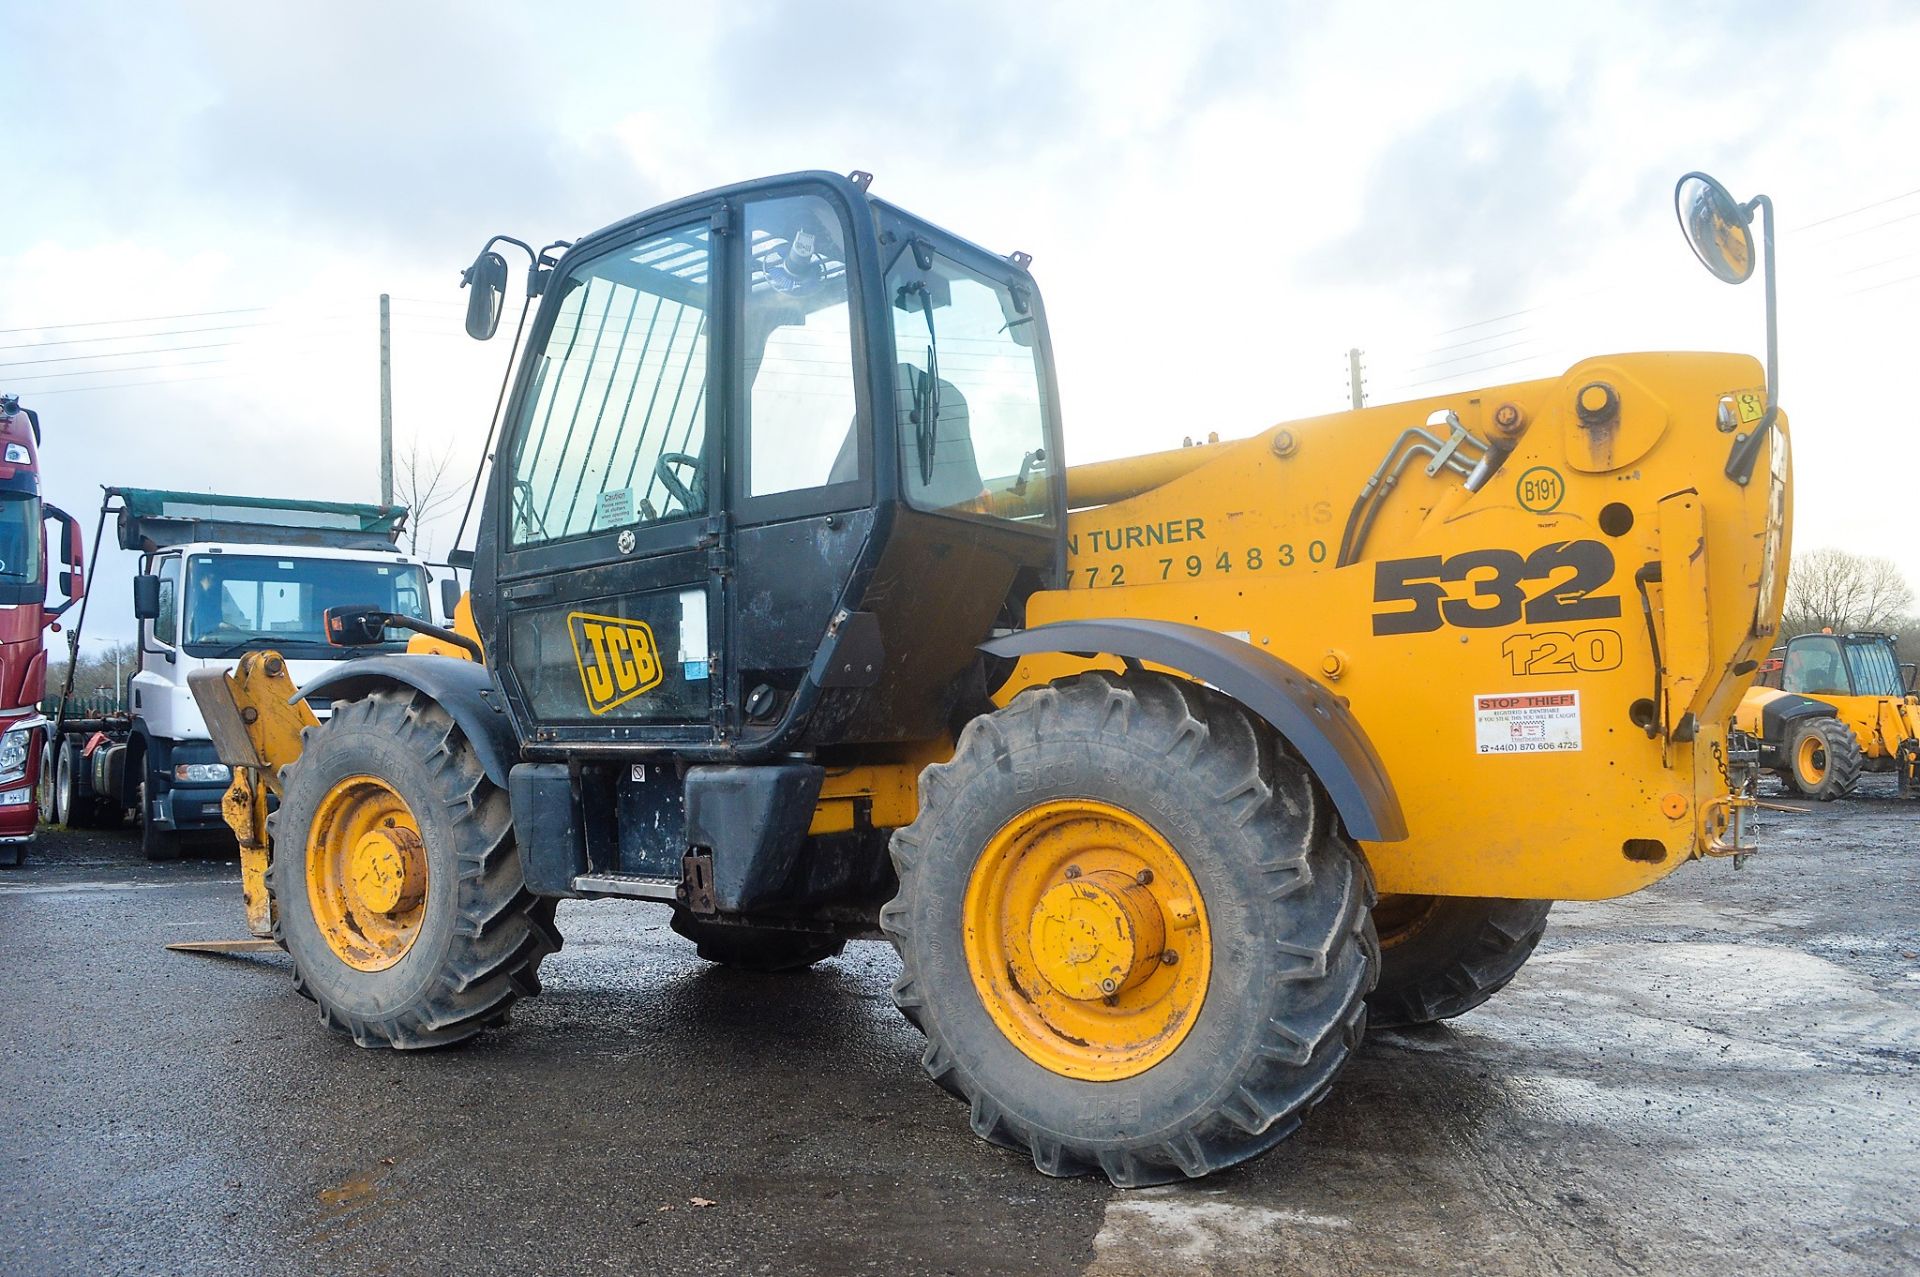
<box><xmin>193</xmin><ymin>169</ymin><xmax>1792</xmax><ymax>1186</ymax></box>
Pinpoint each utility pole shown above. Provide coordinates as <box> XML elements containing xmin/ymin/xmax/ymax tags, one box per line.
<box><xmin>379</xmin><ymin>293</ymin><xmax>394</xmax><ymax>507</ymax></box>
<box><xmin>1347</xmin><ymin>348</ymin><xmax>1367</xmax><ymax>409</ymax></box>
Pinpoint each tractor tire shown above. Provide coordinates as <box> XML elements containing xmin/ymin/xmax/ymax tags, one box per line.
<box><xmin>1366</xmin><ymin>895</ymin><xmax>1552</xmax><ymax>1028</ymax></box>
<box><xmin>37</xmin><ymin>744</ymin><xmax>58</xmax><ymax>826</ymax></box>
<box><xmin>669</xmin><ymin>910</ymin><xmax>846</xmax><ymax>972</ymax></box>
<box><xmin>1780</xmin><ymin>716</ymin><xmax>1863</xmax><ymax>801</ymax></box>
<box><xmin>882</xmin><ymin>671</ymin><xmax>1377</xmax><ymax>1188</ymax></box>
<box><xmin>268</xmin><ymin>688</ymin><xmax>561</xmax><ymax>1049</ymax></box>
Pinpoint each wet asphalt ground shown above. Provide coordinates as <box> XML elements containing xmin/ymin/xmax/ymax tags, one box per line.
<box><xmin>2</xmin><ymin>780</ymin><xmax>1916</xmax><ymax>1277</ymax></box>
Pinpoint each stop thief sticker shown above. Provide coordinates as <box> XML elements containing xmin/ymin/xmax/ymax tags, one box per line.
<box><xmin>1473</xmin><ymin>690</ymin><xmax>1582</xmax><ymax>754</ymax></box>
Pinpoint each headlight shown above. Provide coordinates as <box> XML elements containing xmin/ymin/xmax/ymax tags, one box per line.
<box><xmin>0</xmin><ymin>730</ymin><xmax>29</xmax><ymax>778</ymax></box>
<box><xmin>3</xmin><ymin>443</ymin><xmax>28</xmax><ymax>463</ymax></box>
<box><xmin>174</xmin><ymin>762</ymin><xmax>231</xmax><ymax>784</ymax></box>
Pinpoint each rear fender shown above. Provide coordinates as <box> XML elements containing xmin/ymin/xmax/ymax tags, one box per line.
<box><xmin>296</xmin><ymin>656</ymin><xmax>520</xmax><ymax>787</ymax></box>
<box><xmin>981</xmin><ymin>619</ymin><xmax>1407</xmax><ymax>843</ymax></box>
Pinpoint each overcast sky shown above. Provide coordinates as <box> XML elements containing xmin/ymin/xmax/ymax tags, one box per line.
<box><xmin>6</xmin><ymin>1</ymin><xmax>1918</xmax><ymax>648</ymax></box>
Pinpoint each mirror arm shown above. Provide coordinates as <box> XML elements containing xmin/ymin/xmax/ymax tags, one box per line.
<box><xmin>1725</xmin><ymin>193</ymin><xmax>1778</xmax><ymax>486</ymax></box>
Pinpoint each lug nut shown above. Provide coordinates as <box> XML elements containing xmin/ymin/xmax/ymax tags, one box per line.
<box><xmin>1135</xmin><ymin>868</ymin><xmax>1154</xmax><ymax>886</ymax></box>
<box><xmin>1064</xmin><ymin>865</ymin><xmax>1082</xmax><ymax>880</ymax></box>
<box><xmin>1100</xmin><ymin>977</ymin><xmax>1118</xmax><ymax>994</ymax></box>
<box><xmin>1161</xmin><ymin>950</ymin><xmax>1179</xmax><ymax>966</ymax></box>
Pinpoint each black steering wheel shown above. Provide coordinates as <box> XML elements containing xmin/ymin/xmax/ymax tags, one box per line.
<box><xmin>655</xmin><ymin>452</ymin><xmax>704</xmax><ymax>515</ymax></box>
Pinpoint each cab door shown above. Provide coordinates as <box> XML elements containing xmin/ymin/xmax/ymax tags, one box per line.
<box><xmin>490</xmin><ymin>209</ymin><xmax>728</xmax><ymax>748</ymax></box>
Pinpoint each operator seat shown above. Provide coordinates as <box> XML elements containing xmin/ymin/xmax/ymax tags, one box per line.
<box><xmin>826</xmin><ymin>364</ymin><xmax>980</xmax><ymax>506</ymax></box>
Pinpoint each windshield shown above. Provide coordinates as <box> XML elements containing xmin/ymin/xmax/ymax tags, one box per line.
<box><xmin>1782</xmin><ymin>636</ymin><xmax>1849</xmax><ymax>696</ymax></box>
<box><xmin>0</xmin><ymin>494</ymin><xmax>42</xmax><ymax>584</ymax></box>
<box><xmin>886</xmin><ymin>243</ymin><xmax>1053</xmax><ymax>525</ymax></box>
<box><xmin>182</xmin><ymin>554</ymin><xmax>428</xmax><ymax>657</ymax></box>
<box><xmin>1844</xmin><ymin>638</ymin><xmax>1904</xmax><ymax>697</ymax></box>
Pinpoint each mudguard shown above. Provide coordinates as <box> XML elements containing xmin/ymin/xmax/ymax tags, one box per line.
<box><xmin>296</xmin><ymin>655</ymin><xmax>520</xmax><ymax>787</ymax></box>
<box><xmin>981</xmin><ymin>619</ymin><xmax>1407</xmax><ymax>843</ymax></box>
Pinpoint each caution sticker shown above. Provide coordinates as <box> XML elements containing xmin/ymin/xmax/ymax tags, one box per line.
<box><xmin>1474</xmin><ymin>690</ymin><xmax>1581</xmax><ymax>754</ymax></box>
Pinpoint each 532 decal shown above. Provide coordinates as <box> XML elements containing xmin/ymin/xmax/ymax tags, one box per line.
<box><xmin>1372</xmin><ymin>540</ymin><xmax>1622</xmax><ymax>636</ymax></box>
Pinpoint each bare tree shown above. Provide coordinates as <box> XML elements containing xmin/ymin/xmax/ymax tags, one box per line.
<box><xmin>47</xmin><ymin>640</ymin><xmax>139</xmax><ymax>709</ymax></box>
<box><xmin>394</xmin><ymin>435</ymin><xmax>461</xmax><ymax>557</ymax></box>
<box><xmin>1780</xmin><ymin>547</ymin><xmax>1915</xmax><ymax>637</ymax></box>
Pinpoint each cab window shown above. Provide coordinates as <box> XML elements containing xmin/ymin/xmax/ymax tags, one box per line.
<box><xmin>739</xmin><ymin>193</ymin><xmax>862</xmax><ymax>502</ymax></box>
<box><xmin>886</xmin><ymin>246</ymin><xmax>1053</xmax><ymax>525</ymax></box>
<box><xmin>506</xmin><ymin>223</ymin><xmax>712</xmax><ymax>547</ymax></box>
<box><xmin>153</xmin><ymin>556</ymin><xmax>180</xmax><ymax>648</ymax></box>
<box><xmin>1782</xmin><ymin>636</ymin><xmax>1848</xmax><ymax>696</ymax></box>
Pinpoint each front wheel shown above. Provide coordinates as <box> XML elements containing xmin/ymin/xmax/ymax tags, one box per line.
<box><xmin>1780</xmin><ymin>717</ymin><xmax>1863</xmax><ymax>801</ymax></box>
<box><xmin>140</xmin><ymin>784</ymin><xmax>181</xmax><ymax>862</ymax></box>
<box><xmin>883</xmin><ymin>672</ymin><xmax>1376</xmax><ymax>1187</ymax></box>
<box><xmin>269</xmin><ymin>688</ymin><xmax>561</xmax><ymax>1048</ymax></box>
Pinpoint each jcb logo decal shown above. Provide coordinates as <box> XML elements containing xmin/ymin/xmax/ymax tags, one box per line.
<box><xmin>568</xmin><ymin>612</ymin><xmax>664</xmax><ymax>714</ymax></box>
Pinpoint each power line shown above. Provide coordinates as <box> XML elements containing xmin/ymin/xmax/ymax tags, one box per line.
<box><xmin>0</xmin><ymin>305</ymin><xmax>271</xmax><ymax>336</ymax></box>
<box><xmin>0</xmin><ymin>340</ymin><xmax>245</xmax><ymax>371</ymax></box>
<box><xmin>7</xmin><ymin>356</ymin><xmax>235</xmax><ymax>384</ymax></box>
<box><xmin>1791</xmin><ymin>187</ymin><xmax>1920</xmax><ymax>233</ymax></box>
<box><xmin>23</xmin><ymin>372</ymin><xmax>241</xmax><ymax>398</ymax></box>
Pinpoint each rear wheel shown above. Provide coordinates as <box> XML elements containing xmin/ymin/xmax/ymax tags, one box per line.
<box><xmin>53</xmin><ymin>740</ymin><xmax>95</xmax><ymax>829</ymax></box>
<box><xmin>1367</xmin><ymin>895</ymin><xmax>1551</xmax><ymax>1028</ymax></box>
<box><xmin>1781</xmin><ymin>717</ymin><xmax>1863</xmax><ymax>801</ymax></box>
<box><xmin>270</xmin><ymin>688</ymin><xmax>561</xmax><ymax>1048</ymax></box>
<box><xmin>883</xmin><ymin>672</ymin><xmax>1376</xmax><ymax>1187</ymax></box>
<box><xmin>669</xmin><ymin>910</ymin><xmax>846</xmax><ymax>972</ymax></box>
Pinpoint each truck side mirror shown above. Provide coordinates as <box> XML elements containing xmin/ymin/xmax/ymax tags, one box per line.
<box><xmin>440</xmin><ymin>577</ymin><xmax>462</xmax><ymax>619</ymax></box>
<box><xmin>132</xmin><ymin>573</ymin><xmax>161</xmax><ymax>620</ymax></box>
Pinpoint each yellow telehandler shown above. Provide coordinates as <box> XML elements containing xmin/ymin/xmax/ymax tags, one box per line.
<box><xmin>191</xmin><ymin>168</ymin><xmax>1789</xmax><ymax>1186</ymax></box>
<box><xmin>1736</xmin><ymin>630</ymin><xmax>1919</xmax><ymax>798</ymax></box>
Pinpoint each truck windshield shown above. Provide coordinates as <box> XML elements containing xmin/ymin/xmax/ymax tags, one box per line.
<box><xmin>182</xmin><ymin>555</ymin><xmax>428</xmax><ymax>658</ymax></box>
<box><xmin>0</xmin><ymin>493</ymin><xmax>42</xmax><ymax>584</ymax></box>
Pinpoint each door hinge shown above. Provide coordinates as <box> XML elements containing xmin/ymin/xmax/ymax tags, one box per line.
<box><xmin>698</xmin><ymin>530</ymin><xmax>732</xmax><ymax>578</ymax></box>
<box><xmin>709</xmin><ymin>206</ymin><xmax>732</xmax><ymax>238</ymax></box>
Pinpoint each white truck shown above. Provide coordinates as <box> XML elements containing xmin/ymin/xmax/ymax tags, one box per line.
<box><xmin>47</xmin><ymin>487</ymin><xmax>444</xmax><ymax>858</ymax></box>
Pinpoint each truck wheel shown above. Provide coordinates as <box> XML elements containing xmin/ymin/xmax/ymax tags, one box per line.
<box><xmin>268</xmin><ymin>688</ymin><xmax>562</xmax><ymax>1049</ymax></box>
<box><xmin>1366</xmin><ymin>895</ymin><xmax>1552</xmax><ymax>1028</ymax></box>
<box><xmin>54</xmin><ymin>740</ymin><xmax>95</xmax><ymax>830</ymax></box>
<box><xmin>882</xmin><ymin>672</ymin><xmax>1376</xmax><ymax>1187</ymax></box>
<box><xmin>140</xmin><ymin>785</ymin><xmax>180</xmax><ymax>862</ymax></box>
<box><xmin>38</xmin><ymin>744</ymin><xmax>58</xmax><ymax>825</ymax></box>
<box><xmin>669</xmin><ymin>910</ymin><xmax>846</xmax><ymax>972</ymax></box>
<box><xmin>1782</xmin><ymin>717</ymin><xmax>1863</xmax><ymax>800</ymax></box>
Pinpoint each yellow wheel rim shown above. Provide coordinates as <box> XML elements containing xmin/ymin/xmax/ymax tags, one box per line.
<box><xmin>1795</xmin><ymin>733</ymin><xmax>1828</xmax><ymax>787</ymax></box>
<box><xmin>1373</xmin><ymin>894</ymin><xmax>1439</xmax><ymax>949</ymax></box>
<box><xmin>306</xmin><ymin>775</ymin><xmax>429</xmax><ymax>972</ymax></box>
<box><xmin>963</xmin><ymin>799</ymin><xmax>1210</xmax><ymax>1081</ymax></box>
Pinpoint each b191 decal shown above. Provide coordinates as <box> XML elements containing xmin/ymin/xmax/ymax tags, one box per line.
<box><xmin>1372</xmin><ymin>540</ymin><xmax>1622</xmax><ymax>636</ymax></box>
<box><xmin>569</xmin><ymin>611</ymin><xmax>664</xmax><ymax>714</ymax></box>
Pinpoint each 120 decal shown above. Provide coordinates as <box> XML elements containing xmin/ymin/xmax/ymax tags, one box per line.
<box><xmin>1372</xmin><ymin>540</ymin><xmax>1622</xmax><ymax>635</ymax></box>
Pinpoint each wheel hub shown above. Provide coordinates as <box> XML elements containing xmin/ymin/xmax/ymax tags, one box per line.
<box><xmin>347</xmin><ymin>826</ymin><xmax>426</xmax><ymax>915</ymax></box>
<box><xmin>962</xmin><ymin>799</ymin><xmax>1212</xmax><ymax>1081</ymax></box>
<box><xmin>1029</xmin><ymin>871</ymin><xmax>1166</xmax><ymax>1000</ymax></box>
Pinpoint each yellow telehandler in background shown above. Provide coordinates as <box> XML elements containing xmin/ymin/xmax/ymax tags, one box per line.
<box><xmin>191</xmin><ymin>168</ymin><xmax>1789</xmax><ymax>1186</ymax></box>
<box><xmin>1736</xmin><ymin>630</ymin><xmax>1919</xmax><ymax>798</ymax></box>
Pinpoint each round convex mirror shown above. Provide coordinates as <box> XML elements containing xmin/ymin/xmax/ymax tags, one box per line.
<box><xmin>1674</xmin><ymin>172</ymin><xmax>1756</xmax><ymax>285</ymax></box>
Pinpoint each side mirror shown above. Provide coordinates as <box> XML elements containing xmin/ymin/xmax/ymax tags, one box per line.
<box><xmin>42</xmin><ymin>503</ymin><xmax>84</xmax><ymax>620</ymax></box>
<box><xmin>439</xmin><ymin>577</ymin><xmax>462</xmax><ymax>620</ymax></box>
<box><xmin>462</xmin><ymin>249</ymin><xmax>509</xmax><ymax>341</ymax></box>
<box><xmin>323</xmin><ymin>605</ymin><xmax>392</xmax><ymax>647</ymax></box>
<box><xmin>1674</xmin><ymin>170</ymin><xmax>1778</xmax><ymax>485</ymax></box>
<box><xmin>1903</xmin><ymin>662</ymin><xmax>1916</xmax><ymax>695</ymax></box>
<box><xmin>1674</xmin><ymin>173</ymin><xmax>1755</xmax><ymax>284</ymax></box>
<box><xmin>132</xmin><ymin>573</ymin><xmax>161</xmax><ymax>620</ymax></box>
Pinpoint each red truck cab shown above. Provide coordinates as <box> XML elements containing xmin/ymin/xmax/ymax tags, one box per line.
<box><xmin>0</xmin><ymin>396</ymin><xmax>84</xmax><ymax>861</ymax></box>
